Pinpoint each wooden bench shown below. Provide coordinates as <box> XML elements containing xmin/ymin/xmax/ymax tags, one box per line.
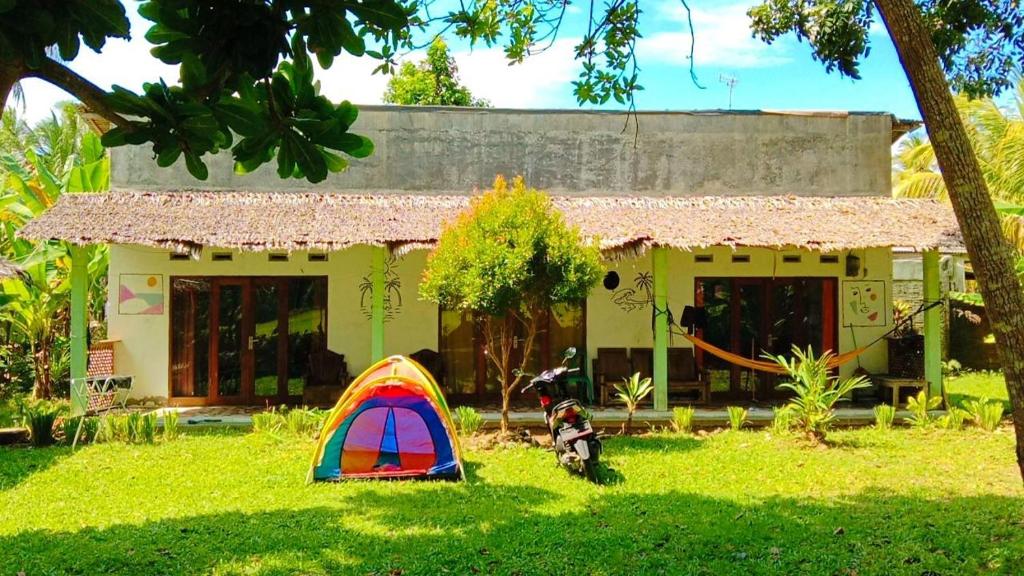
<box><xmin>876</xmin><ymin>376</ymin><xmax>927</xmax><ymax>408</ymax></box>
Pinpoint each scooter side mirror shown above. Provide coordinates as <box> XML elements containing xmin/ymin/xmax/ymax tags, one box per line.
<box><xmin>562</xmin><ymin>347</ymin><xmax>577</xmax><ymax>361</ymax></box>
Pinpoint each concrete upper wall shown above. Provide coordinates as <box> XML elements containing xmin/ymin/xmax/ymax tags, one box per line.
<box><xmin>112</xmin><ymin>107</ymin><xmax>895</xmax><ymax>197</ymax></box>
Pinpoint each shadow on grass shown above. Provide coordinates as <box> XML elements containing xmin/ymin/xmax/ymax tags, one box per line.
<box><xmin>948</xmin><ymin>391</ymin><xmax>1013</xmax><ymax>413</ymax></box>
<box><xmin>603</xmin><ymin>433</ymin><xmax>703</xmax><ymax>455</ymax></box>
<box><xmin>3</xmin><ymin>482</ymin><xmax>1020</xmax><ymax>576</ymax></box>
<box><xmin>0</xmin><ymin>445</ymin><xmax>70</xmax><ymax>492</ymax></box>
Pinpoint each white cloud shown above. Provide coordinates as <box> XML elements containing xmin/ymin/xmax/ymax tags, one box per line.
<box><xmin>452</xmin><ymin>39</ymin><xmax>578</xmax><ymax>108</ymax></box>
<box><xmin>638</xmin><ymin>1</ymin><xmax>792</xmax><ymax>69</ymax></box>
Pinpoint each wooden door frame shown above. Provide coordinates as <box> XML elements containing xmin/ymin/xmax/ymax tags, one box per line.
<box><xmin>168</xmin><ymin>275</ymin><xmax>329</xmax><ymax>406</ymax></box>
<box><xmin>695</xmin><ymin>276</ymin><xmax>840</xmax><ymax>403</ymax></box>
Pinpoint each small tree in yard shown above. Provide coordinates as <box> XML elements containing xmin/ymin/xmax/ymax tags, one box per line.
<box><xmin>420</xmin><ymin>176</ymin><xmax>603</xmax><ymax>433</ymax></box>
<box><xmin>614</xmin><ymin>372</ymin><xmax>653</xmax><ymax>434</ymax></box>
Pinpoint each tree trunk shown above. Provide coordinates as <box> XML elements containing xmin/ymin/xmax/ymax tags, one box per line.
<box><xmin>0</xmin><ymin>60</ymin><xmax>22</xmax><ymax>113</ymax></box>
<box><xmin>876</xmin><ymin>0</ymin><xmax>1024</xmax><ymax>482</ymax></box>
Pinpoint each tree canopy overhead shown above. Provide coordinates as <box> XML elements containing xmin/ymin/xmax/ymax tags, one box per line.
<box><xmin>0</xmin><ymin>0</ymin><xmax>651</xmax><ymax>184</ymax></box>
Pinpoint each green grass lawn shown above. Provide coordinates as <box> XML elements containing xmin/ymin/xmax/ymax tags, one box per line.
<box><xmin>947</xmin><ymin>371</ymin><xmax>1011</xmax><ymax>409</ymax></box>
<box><xmin>1</xmin><ymin>428</ymin><xmax>1022</xmax><ymax>575</ymax></box>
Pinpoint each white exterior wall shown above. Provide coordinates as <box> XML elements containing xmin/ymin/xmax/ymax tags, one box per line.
<box><xmin>110</xmin><ymin>244</ymin><xmax>892</xmax><ymax>401</ymax></box>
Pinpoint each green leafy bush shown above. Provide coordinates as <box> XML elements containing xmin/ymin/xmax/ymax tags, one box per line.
<box><xmin>140</xmin><ymin>412</ymin><xmax>158</xmax><ymax>444</ymax></box>
<box><xmin>614</xmin><ymin>372</ymin><xmax>654</xmax><ymax>433</ymax></box>
<box><xmin>454</xmin><ymin>406</ymin><xmax>484</xmax><ymax>436</ymax></box>
<box><xmin>125</xmin><ymin>412</ymin><xmax>143</xmax><ymax>443</ymax></box>
<box><xmin>163</xmin><ymin>411</ymin><xmax>180</xmax><ymax>441</ymax></box>
<box><xmin>763</xmin><ymin>346</ymin><xmax>870</xmax><ymax>442</ymax></box>
<box><xmin>966</xmin><ymin>397</ymin><xmax>1004</xmax><ymax>432</ymax></box>
<box><xmin>874</xmin><ymin>404</ymin><xmax>895</xmax><ymax>431</ymax></box>
<box><xmin>282</xmin><ymin>407</ymin><xmax>325</xmax><ymax>438</ymax></box>
<box><xmin>771</xmin><ymin>406</ymin><xmax>793</xmax><ymax>434</ymax></box>
<box><xmin>24</xmin><ymin>400</ymin><xmax>66</xmax><ymax>447</ymax></box>
<box><xmin>252</xmin><ymin>410</ymin><xmax>284</xmax><ymax>435</ymax></box>
<box><xmin>726</xmin><ymin>406</ymin><xmax>748</xmax><ymax>431</ymax></box>
<box><xmin>937</xmin><ymin>407</ymin><xmax>969</xmax><ymax>430</ymax></box>
<box><xmin>61</xmin><ymin>416</ymin><xmax>99</xmax><ymax>445</ymax></box>
<box><xmin>671</xmin><ymin>406</ymin><xmax>695</xmax><ymax>434</ymax></box>
<box><xmin>905</xmin><ymin>391</ymin><xmax>941</xmax><ymax>428</ymax></box>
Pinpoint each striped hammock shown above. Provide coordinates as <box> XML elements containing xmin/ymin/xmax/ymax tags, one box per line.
<box><xmin>679</xmin><ymin>333</ymin><xmax>870</xmax><ymax>375</ymax></box>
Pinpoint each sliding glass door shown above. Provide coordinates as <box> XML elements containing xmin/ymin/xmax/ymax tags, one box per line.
<box><xmin>170</xmin><ymin>276</ymin><xmax>327</xmax><ymax>405</ymax></box>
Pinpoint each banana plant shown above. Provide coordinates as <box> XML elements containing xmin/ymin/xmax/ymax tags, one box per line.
<box><xmin>0</xmin><ymin>104</ymin><xmax>110</xmax><ymax>398</ymax></box>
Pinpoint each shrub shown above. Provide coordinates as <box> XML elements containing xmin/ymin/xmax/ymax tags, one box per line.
<box><xmin>905</xmin><ymin>391</ymin><xmax>941</xmax><ymax>428</ymax></box>
<box><xmin>874</xmin><ymin>404</ymin><xmax>895</xmax><ymax>431</ymax></box>
<box><xmin>61</xmin><ymin>416</ymin><xmax>99</xmax><ymax>445</ymax></box>
<box><xmin>140</xmin><ymin>412</ymin><xmax>158</xmax><ymax>444</ymax></box>
<box><xmin>671</xmin><ymin>406</ymin><xmax>695</xmax><ymax>434</ymax></box>
<box><xmin>966</xmin><ymin>397</ymin><xmax>1004</xmax><ymax>432</ymax></box>
<box><xmin>614</xmin><ymin>372</ymin><xmax>654</xmax><ymax>433</ymax></box>
<box><xmin>763</xmin><ymin>346</ymin><xmax>870</xmax><ymax>442</ymax></box>
<box><xmin>937</xmin><ymin>407</ymin><xmax>969</xmax><ymax>430</ymax></box>
<box><xmin>293</xmin><ymin>407</ymin><xmax>327</xmax><ymax>437</ymax></box>
<box><xmin>771</xmin><ymin>406</ymin><xmax>793</xmax><ymax>434</ymax></box>
<box><xmin>24</xmin><ymin>400</ymin><xmax>65</xmax><ymax>447</ymax></box>
<box><xmin>252</xmin><ymin>410</ymin><xmax>284</xmax><ymax>435</ymax></box>
<box><xmin>454</xmin><ymin>406</ymin><xmax>484</xmax><ymax>436</ymax></box>
<box><xmin>726</xmin><ymin>406</ymin><xmax>748</xmax><ymax>431</ymax></box>
<box><xmin>163</xmin><ymin>411</ymin><xmax>180</xmax><ymax>441</ymax></box>
<box><xmin>125</xmin><ymin>412</ymin><xmax>143</xmax><ymax>443</ymax></box>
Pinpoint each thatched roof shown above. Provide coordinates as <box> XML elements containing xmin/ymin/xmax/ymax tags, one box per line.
<box><xmin>0</xmin><ymin>258</ymin><xmax>21</xmax><ymax>279</ymax></box>
<box><xmin>19</xmin><ymin>190</ymin><xmax>964</xmax><ymax>256</ymax></box>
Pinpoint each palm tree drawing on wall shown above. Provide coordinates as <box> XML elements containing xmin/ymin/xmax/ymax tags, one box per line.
<box><xmin>359</xmin><ymin>255</ymin><xmax>403</xmax><ymax>321</ymax></box>
<box><xmin>613</xmin><ymin>271</ymin><xmax>654</xmax><ymax>312</ymax></box>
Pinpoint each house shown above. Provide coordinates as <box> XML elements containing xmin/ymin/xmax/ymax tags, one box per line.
<box><xmin>21</xmin><ymin>106</ymin><xmax>963</xmax><ymax>410</ymax></box>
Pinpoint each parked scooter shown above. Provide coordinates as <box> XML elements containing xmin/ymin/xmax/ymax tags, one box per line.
<box><xmin>520</xmin><ymin>348</ymin><xmax>603</xmax><ymax>482</ymax></box>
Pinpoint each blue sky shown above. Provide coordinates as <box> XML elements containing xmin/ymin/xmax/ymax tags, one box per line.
<box><xmin>18</xmin><ymin>0</ymin><xmax>923</xmax><ymax>124</ymax></box>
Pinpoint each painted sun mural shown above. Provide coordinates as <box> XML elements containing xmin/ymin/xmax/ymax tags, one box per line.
<box><xmin>118</xmin><ymin>274</ymin><xmax>164</xmax><ymax>315</ymax></box>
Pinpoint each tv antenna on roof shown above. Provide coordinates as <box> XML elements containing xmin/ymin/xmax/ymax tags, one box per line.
<box><xmin>719</xmin><ymin>74</ymin><xmax>739</xmax><ymax>110</ymax></box>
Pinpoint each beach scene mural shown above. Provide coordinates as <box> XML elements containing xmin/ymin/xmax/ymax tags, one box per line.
<box><xmin>119</xmin><ymin>274</ymin><xmax>164</xmax><ymax>315</ymax></box>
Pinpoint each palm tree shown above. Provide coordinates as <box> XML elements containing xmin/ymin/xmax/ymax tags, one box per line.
<box><xmin>894</xmin><ymin>81</ymin><xmax>1024</xmax><ymax>253</ymax></box>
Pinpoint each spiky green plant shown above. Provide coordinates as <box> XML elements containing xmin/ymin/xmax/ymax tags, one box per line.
<box><xmin>671</xmin><ymin>406</ymin><xmax>695</xmax><ymax>434</ymax></box>
<box><xmin>966</xmin><ymin>397</ymin><xmax>1005</xmax><ymax>432</ymax></box>
<box><xmin>163</xmin><ymin>411</ymin><xmax>180</xmax><ymax>441</ymax></box>
<box><xmin>251</xmin><ymin>410</ymin><xmax>283</xmax><ymax>435</ymax></box>
<box><xmin>140</xmin><ymin>412</ymin><xmax>158</xmax><ymax>444</ymax></box>
<box><xmin>614</xmin><ymin>372</ymin><xmax>654</xmax><ymax>433</ymax></box>
<box><xmin>874</xmin><ymin>404</ymin><xmax>896</xmax><ymax>431</ymax></box>
<box><xmin>454</xmin><ymin>406</ymin><xmax>484</xmax><ymax>436</ymax></box>
<box><xmin>764</xmin><ymin>346</ymin><xmax>871</xmax><ymax>442</ymax></box>
<box><xmin>23</xmin><ymin>400</ymin><xmax>65</xmax><ymax>447</ymax></box>
<box><xmin>726</xmin><ymin>406</ymin><xmax>748</xmax><ymax>431</ymax></box>
<box><xmin>771</xmin><ymin>406</ymin><xmax>794</xmax><ymax>434</ymax></box>
<box><xmin>937</xmin><ymin>407</ymin><xmax>969</xmax><ymax>430</ymax></box>
<box><xmin>905</xmin><ymin>391</ymin><xmax>942</xmax><ymax>428</ymax></box>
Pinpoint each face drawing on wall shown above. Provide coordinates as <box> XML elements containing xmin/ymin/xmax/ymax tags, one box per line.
<box><xmin>844</xmin><ymin>280</ymin><xmax>885</xmax><ymax>326</ymax></box>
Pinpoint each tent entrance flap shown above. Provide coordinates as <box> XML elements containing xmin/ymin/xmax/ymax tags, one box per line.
<box><xmin>309</xmin><ymin>355</ymin><xmax>463</xmax><ymax>482</ymax></box>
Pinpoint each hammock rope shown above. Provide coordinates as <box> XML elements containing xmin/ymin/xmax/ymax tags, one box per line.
<box><xmin>665</xmin><ymin>299</ymin><xmax>944</xmax><ymax>375</ymax></box>
<box><xmin>678</xmin><ymin>332</ymin><xmax>869</xmax><ymax>374</ymax></box>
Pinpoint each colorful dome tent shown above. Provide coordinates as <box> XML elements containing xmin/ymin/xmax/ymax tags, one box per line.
<box><xmin>308</xmin><ymin>355</ymin><xmax>464</xmax><ymax>481</ymax></box>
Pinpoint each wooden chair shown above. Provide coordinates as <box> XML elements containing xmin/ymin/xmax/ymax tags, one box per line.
<box><xmin>70</xmin><ymin>341</ymin><xmax>134</xmax><ymax>449</ymax></box>
<box><xmin>630</xmin><ymin>348</ymin><xmax>653</xmax><ymax>380</ymax></box>
<box><xmin>668</xmin><ymin>347</ymin><xmax>710</xmax><ymax>405</ymax></box>
<box><xmin>594</xmin><ymin>348</ymin><xmax>631</xmax><ymax>406</ymax></box>
<box><xmin>303</xmin><ymin>349</ymin><xmax>350</xmax><ymax>406</ymax></box>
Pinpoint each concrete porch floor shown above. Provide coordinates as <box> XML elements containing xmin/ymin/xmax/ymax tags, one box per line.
<box><xmin>154</xmin><ymin>405</ymin><xmax>918</xmax><ymax>429</ymax></box>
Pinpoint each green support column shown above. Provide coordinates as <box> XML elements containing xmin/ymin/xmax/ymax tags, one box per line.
<box><xmin>70</xmin><ymin>245</ymin><xmax>89</xmax><ymax>416</ymax></box>
<box><xmin>922</xmin><ymin>250</ymin><xmax>942</xmax><ymax>401</ymax></box>
<box><xmin>652</xmin><ymin>246</ymin><xmax>669</xmax><ymax>411</ymax></box>
<box><xmin>370</xmin><ymin>246</ymin><xmax>386</xmax><ymax>362</ymax></box>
